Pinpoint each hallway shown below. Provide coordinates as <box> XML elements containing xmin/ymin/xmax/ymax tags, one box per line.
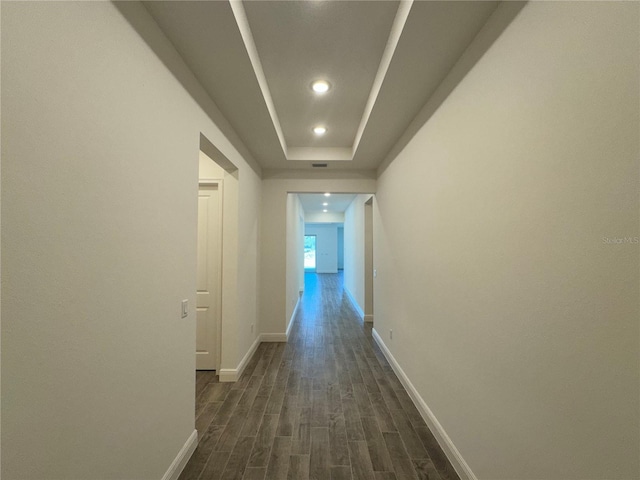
<box><xmin>182</xmin><ymin>273</ymin><xmax>458</xmax><ymax>480</ymax></box>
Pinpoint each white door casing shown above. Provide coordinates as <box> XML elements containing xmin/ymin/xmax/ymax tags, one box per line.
<box><xmin>196</xmin><ymin>182</ymin><xmax>222</xmax><ymax>370</ymax></box>
<box><xmin>364</xmin><ymin>197</ymin><xmax>374</xmax><ymax>322</ymax></box>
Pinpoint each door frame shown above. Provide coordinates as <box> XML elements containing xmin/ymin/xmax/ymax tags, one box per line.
<box><xmin>364</xmin><ymin>196</ymin><xmax>374</xmax><ymax>323</ymax></box>
<box><xmin>198</xmin><ymin>179</ymin><xmax>224</xmax><ymax>371</ymax></box>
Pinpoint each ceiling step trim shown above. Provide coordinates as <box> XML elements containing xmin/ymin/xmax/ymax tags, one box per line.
<box><xmin>229</xmin><ymin>0</ymin><xmax>289</xmax><ymax>157</ymax></box>
<box><xmin>231</xmin><ymin>0</ymin><xmax>413</xmax><ymax>163</ymax></box>
<box><xmin>351</xmin><ymin>0</ymin><xmax>414</xmax><ymax>158</ymax></box>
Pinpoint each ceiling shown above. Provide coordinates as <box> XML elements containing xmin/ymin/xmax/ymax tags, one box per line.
<box><xmin>143</xmin><ymin>0</ymin><xmax>500</xmax><ymax>172</ymax></box>
<box><xmin>298</xmin><ymin>193</ymin><xmax>358</xmax><ymax>214</ymax></box>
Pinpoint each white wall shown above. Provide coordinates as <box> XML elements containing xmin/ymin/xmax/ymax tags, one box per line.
<box><xmin>1</xmin><ymin>2</ymin><xmax>261</xmax><ymax>478</ymax></box>
<box><xmin>234</xmin><ymin>160</ymin><xmax>261</xmax><ymax>372</ymax></box>
<box><xmin>305</xmin><ymin>224</ymin><xmax>339</xmax><ymax>274</ymax></box>
<box><xmin>199</xmin><ymin>151</ymin><xmax>226</xmax><ymax>179</ymax></box>
<box><xmin>343</xmin><ymin>194</ymin><xmax>372</xmax><ymax>317</ymax></box>
<box><xmin>286</xmin><ymin>194</ymin><xmax>305</xmax><ymax>335</ymax></box>
<box><xmin>260</xmin><ymin>177</ymin><xmax>376</xmax><ymax>337</ymax></box>
<box><xmin>374</xmin><ymin>2</ymin><xmax>639</xmax><ymax>479</ymax></box>
<box><xmin>304</xmin><ymin>211</ymin><xmax>345</xmax><ymax>223</ymax></box>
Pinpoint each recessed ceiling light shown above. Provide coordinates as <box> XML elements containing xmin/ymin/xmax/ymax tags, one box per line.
<box><xmin>313</xmin><ymin>126</ymin><xmax>327</xmax><ymax>136</ymax></box>
<box><xmin>323</xmin><ymin>209</ymin><xmax>328</xmax><ymax>213</ymax></box>
<box><xmin>324</xmin><ymin>193</ymin><xmax>331</xmax><ymax>197</ymax></box>
<box><xmin>311</xmin><ymin>80</ymin><xmax>330</xmax><ymax>94</ymax></box>
<box><xmin>322</xmin><ymin>202</ymin><xmax>328</xmax><ymax>206</ymax></box>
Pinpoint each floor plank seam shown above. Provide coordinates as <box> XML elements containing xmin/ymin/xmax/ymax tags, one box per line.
<box><xmin>186</xmin><ymin>273</ymin><xmax>460</xmax><ymax>480</ymax></box>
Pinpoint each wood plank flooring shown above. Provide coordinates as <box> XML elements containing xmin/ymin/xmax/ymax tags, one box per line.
<box><xmin>182</xmin><ymin>273</ymin><xmax>460</xmax><ymax>480</ymax></box>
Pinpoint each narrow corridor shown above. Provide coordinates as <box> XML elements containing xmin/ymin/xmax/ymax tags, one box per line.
<box><xmin>181</xmin><ymin>273</ymin><xmax>458</xmax><ymax>480</ymax></box>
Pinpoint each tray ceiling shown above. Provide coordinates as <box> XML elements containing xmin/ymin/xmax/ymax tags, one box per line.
<box><xmin>143</xmin><ymin>1</ymin><xmax>501</xmax><ymax>171</ymax></box>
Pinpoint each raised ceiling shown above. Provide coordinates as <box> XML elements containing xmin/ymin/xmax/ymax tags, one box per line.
<box><xmin>244</xmin><ymin>1</ymin><xmax>398</xmax><ymax>150</ymax></box>
<box><xmin>143</xmin><ymin>1</ymin><xmax>500</xmax><ymax>172</ymax></box>
<box><xmin>298</xmin><ymin>193</ymin><xmax>358</xmax><ymax>215</ymax></box>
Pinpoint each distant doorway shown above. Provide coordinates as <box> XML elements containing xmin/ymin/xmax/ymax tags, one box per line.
<box><xmin>196</xmin><ymin>181</ymin><xmax>222</xmax><ymax>370</ymax></box>
<box><xmin>304</xmin><ymin>235</ymin><xmax>317</xmax><ymax>271</ymax></box>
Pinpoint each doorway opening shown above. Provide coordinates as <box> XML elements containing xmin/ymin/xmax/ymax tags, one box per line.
<box><xmin>304</xmin><ymin>235</ymin><xmax>317</xmax><ymax>272</ymax></box>
<box><xmin>196</xmin><ymin>133</ymin><xmax>239</xmax><ymax>377</ymax></box>
<box><xmin>287</xmin><ymin>193</ymin><xmax>375</xmax><ymax>326</ymax></box>
<box><xmin>196</xmin><ymin>181</ymin><xmax>222</xmax><ymax>371</ymax></box>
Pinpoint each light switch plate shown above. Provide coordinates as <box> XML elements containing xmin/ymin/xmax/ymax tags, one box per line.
<box><xmin>181</xmin><ymin>299</ymin><xmax>188</xmax><ymax>318</ymax></box>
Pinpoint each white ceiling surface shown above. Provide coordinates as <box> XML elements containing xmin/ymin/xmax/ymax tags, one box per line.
<box><xmin>298</xmin><ymin>193</ymin><xmax>357</xmax><ymax>214</ymax></box>
<box><xmin>143</xmin><ymin>1</ymin><xmax>499</xmax><ymax>171</ymax></box>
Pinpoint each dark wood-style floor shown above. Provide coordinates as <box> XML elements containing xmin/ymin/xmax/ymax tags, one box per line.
<box><xmin>180</xmin><ymin>273</ymin><xmax>460</xmax><ymax>480</ymax></box>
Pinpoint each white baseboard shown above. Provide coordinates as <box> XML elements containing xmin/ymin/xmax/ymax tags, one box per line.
<box><xmin>219</xmin><ymin>328</ymin><xmax>292</xmax><ymax>382</ymax></box>
<box><xmin>219</xmin><ymin>334</ymin><xmax>261</xmax><ymax>382</ymax></box>
<box><xmin>286</xmin><ymin>294</ymin><xmax>302</xmax><ymax>340</ymax></box>
<box><xmin>218</xmin><ymin>369</ymin><xmax>237</xmax><ymax>382</ymax></box>
<box><xmin>371</xmin><ymin>328</ymin><xmax>477</xmax><ymax>480</ymax></box>
<box><xmin>344</xmin><ymin>287</ymin><xmax>364</xmax><ymax>320</ymax></box>
<box><xmin>364</xmin><ymin>314</ymin><xmax>374</xmax><ymax>323</ymax></box>
<box><xmin>262</xmin><ymin>296</ymin><xmax>300</xmax><ymax>345</ymax></box>
<box><xmin>260</xmin><ymin>333</ymin><xmax>288</xmax><ymax>342</ymax></box>
<box><xmin>161</xmin><ymin>429</ymin><xmax>198</xmax><ymax>480</ymax></box>
<box><xmin>218</xmin><ymin>299</ymin><xmax>301</xmax><ymax>382</ymax></box>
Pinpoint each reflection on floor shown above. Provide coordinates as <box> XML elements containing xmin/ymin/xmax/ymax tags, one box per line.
<box><xmin>183</xmin><ymin>273</ymin><xmax>459</xmax><ymax>480</ymax></box>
